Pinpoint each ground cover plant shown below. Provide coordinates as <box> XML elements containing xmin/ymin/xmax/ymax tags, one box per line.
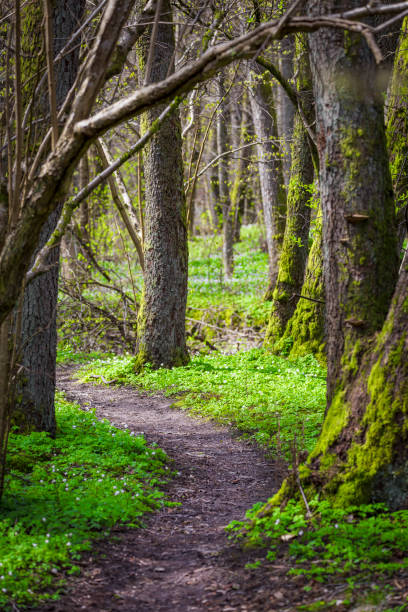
<box><xmin>0</xmin><ymin>393</ymin><xmax>171</xmax><ymax>609</ymax></box>
<box><xmin>58</xmin><ymin>225</ymin><xmax>271</xmax><ymax>356</ymax></box>
<box><xmin>227</xmin><ymin>497</ymin><xmax>408</xmax><ymax>608</ymax></box>
<box><xmin>187</xmin><ymin>225</ymin><xmax>270</xmax><ymax>329</ymax></box>
<box><xmin>77</xmin><ymin>349</ymin><xmax>326</xmax><ymax>457</ymax></box>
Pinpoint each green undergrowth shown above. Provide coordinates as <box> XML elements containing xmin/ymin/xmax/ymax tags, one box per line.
<box><xmin>58</xmin><ymin>224</ymin><xmax>270</xmax><ymax>354</ymax></box>
<box><xmin>0</xmin><ymin>393</ymin><xmax>172</xmax><ymax>609</ymax></box>
<box><xmin>56</xmin><ymin>345</ymin><xmax>114</xmax><ymax>365</ymax></box>
<box><xmin>77</xmin><ymin>349</ymin><xmax>326</xmax><ymax>457</ymax></box>
<box><xmin>188</xmin><ymin>225</ymin><xmax>269</xmax><ymax>324</ymax></box>
<box><xmin>228</xmin><ymin>497</ymin><xmax>408</xmax><ymax>601</ymax></box>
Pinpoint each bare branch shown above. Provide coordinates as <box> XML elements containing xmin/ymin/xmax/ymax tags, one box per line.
<box><xmin>75</xmin><ymin>3</ymin><xmax>408</xmax><ymax>139</ymax></box>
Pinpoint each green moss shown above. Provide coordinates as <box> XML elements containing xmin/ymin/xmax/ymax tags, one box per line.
<box><xmin>275</xmin><ymin>216</ymin><xmax>325</xmax><ymax>365</ymax></box>
<box><xmin>387</xmin><ymin>20</ymin><xmax>408</xmax><ymax>213</ymax></box>
<box><xmin>309</xmin><ymin>388</ymin><xmax>349</xmax><ymax>459</ymax></box>
<box><xmin>319</xmin><ymin>452</ymin><xmax>337</xmax><ymax>471</ymax></box>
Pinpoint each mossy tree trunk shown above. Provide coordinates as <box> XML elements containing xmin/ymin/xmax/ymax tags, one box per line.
<box><xmin>248</xmin><ymin>63</ymin><xmax>286</xmax><ymax>297</ymax></box>
<box><xmin>135</xmin><ymin>0</ymin><xmax>189</xmax><ymax>370</ymax></box>
<box><xmin>271</xmin><ymin>208</ymin><xmax>325</xmax><ymax>364</ymax></box>
<box><xmin>13</xmin><ymin>0</ymin><xmax>85</xmax><ymax>435</ymax></box>
<box><xmin>308</xmin><ymin>9</ymin><xmax>399</xmax><ymax>407</ymax></box>
<box><xmin>261</xmin><ymin>1</ymin><xmax>407</xmax><ymax>514</ymax></box>
<box><xmin>287</xmin><ymin>2</ymin><xmax>403</xmax><ymax>508</ymax></box>
<box><xmin>229</xmin><ymin>94</ymin><xmax>248</xmax><ymax>244</ymax></box>
<box><xmin>386</xmin><ymin>18</ymin><xmax>408</xmax><ymax>252</ymax></box>
<box><xmin>264</xmin><ymin>36</ymin><xmax>315</xmax><ymax>347</ymax></box>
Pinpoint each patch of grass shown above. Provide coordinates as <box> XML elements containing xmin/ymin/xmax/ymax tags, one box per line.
<box><xmin>77</xmin><ymin>349</ymin><xmax>326</xmax><ymax>456</ymax></box>
<box><xmin>0</xmin><ymin>393</ymin><xmax>172</xmax><ymax>609</ymax></box>
<box><xmin>187</xmin><ymin>225</ymin><xmax>270</xmax><ymax>330</ymax></box>
<box><xmin>56</xmin><ymin>344</ymin><xmax>114</xmax><ymax>365</ymax></box>
<box><xmin>227</xmin><ymin>497</ymin><xmax>408</xmax><ymax>587</ymax></box>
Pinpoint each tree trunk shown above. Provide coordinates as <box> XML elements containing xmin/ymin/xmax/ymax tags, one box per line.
<box><xmin>273</xmin><ymin>210</ymin><xmax>325</xmax><ymax>363</ymax></box>
<box><xmin>265</xmin><ymin>36</ymin><xmax>314</xmax><ymax>346</ymax></box>
<box><xmin>275</xmin><ymin>36</ymin><xmax>295</xmax><ymax>187</ymax></box>
<box><xmin>216</xmin><ymin>76</ymin><xmax>234</xmax><ymax>281</ymax></box>
<box><xmin>248</xmin><ymin>63</ymin><xmax>286</xmax><ymax>297</ymax></box>
<box><xmin>13</xmin><ymin>0</ymin><xmax>85</xmax><ymax>434</ymax></box>
<box><xmin>308</xmin><ymin>1</ymin><xmax>399</xmax><ymax>409</ymax></box>
<box><xmin>135</xmin><ymin>0</ymin><xmax>189</xmax><ymax>370</ymax></box>
<box><xmin>260</xmin><ymin>2</ymin><xmax>405</xmax><ymax>514</ymax></box>
<box><xmin>281</xmin><ymin>2</ymin><xmax>402</xmax><ymax>508</ymax></box>
<box><xmin>229</xmin><ymin>95</ymin><xmax>247</xmax><ymax>244</ymax></box>
<box><xmin>386</xmin><ymin>18</ymin><xmax>408</xmax><ymax>252</ymax></box>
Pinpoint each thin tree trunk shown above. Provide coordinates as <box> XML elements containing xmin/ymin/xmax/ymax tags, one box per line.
<box><xmin>265</xmin><ymin>36</ymin><xmax>314</xmax><ymax>346</ymax></box>
<box><xmin>230</xmin><ymin>95</ymin><xmax>248</xmax><ymax>243</ymax></box>
<box><xmin>206</xmin><ymin>127</ymin><xmax>221</xmax><ymax>229</ymax></box>
<box><xmin>275</xmin><ymin>36</ymin><xmax>295</xmax><ymax>186</ymax></box>
<box><xmin>216</xmin><ymin>76</ymin><xmax>234</xmax><ymax>281</ymax></box>
<box><xmin>248</xmin><ymin>63</ymin><xmax>286</xmax><ymax>297</ymax></box>
<box><xmin>135</xmin><ymin>0</ymin><xmax>188</xmax><ymax>370</ymax></box>
<box><xmin>275</xmin><ymin>209</ymin><xmax>325</xmax><ymax>364</ymax></box>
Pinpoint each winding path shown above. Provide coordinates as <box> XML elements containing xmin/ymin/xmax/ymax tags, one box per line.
<box><xmin>33</xmin><ymin>367</ymin><xmax>383</xmax><ymax>612</ymax></box>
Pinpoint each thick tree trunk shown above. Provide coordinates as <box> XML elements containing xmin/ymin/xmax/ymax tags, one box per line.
<box><xmin>260</xmin><ymin>3</ymin><xmax>406</xmax><ymax>515</ymax></box>
<box><xmin>305</xmin><ymin>251</ymin><xmax>408</xmax><ymax>509</ymax></box>
<box><xmin>274</xmin><ymin>2</ymin><xmax>403</xmax><ymax>509</ymax></box>
<box><xmin>13</xmin><ymin>0</ymin><xmax>85</xmax><ymax>434</ymax></box>
<box><xmin>265</xmin><ymin>37</ymin><xmax>314</xmax><ymax>346</ymax></box>
<box><xmin>248</xmin><ymin>64</ymin><xmax>286</xmax><ymax>297</ymax></box>
<box><xmin>135</xmin><ymin>0</ymin><xmax>188</xmax><ymax>369</ymax></box>
<box><xmin>308</xmin><ymin>1</ymin><xmax>399</xmax><ymax>408</ymax></box>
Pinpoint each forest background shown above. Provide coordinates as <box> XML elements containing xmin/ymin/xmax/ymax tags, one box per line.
<box><xmin>0</xmin><ymin>0</ymin><xmax>408</xmax><ymax>608</ymax></box>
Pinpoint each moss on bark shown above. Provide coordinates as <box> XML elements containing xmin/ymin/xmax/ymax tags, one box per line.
<box><xmin>271</xmin><ymin>211</ymin><xmax>325</xmax><ymax>364</ymax></box>
<box><xmin>265</xmin><ymin>36</ymin><xmax>315</xmax><ymax>346</ymax></box>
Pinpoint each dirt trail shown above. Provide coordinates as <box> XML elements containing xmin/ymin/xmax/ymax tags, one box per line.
<box><xmin>32</xmin><ymin>367</ymin><xmax>392</xmax><ymax>612</ymax></box>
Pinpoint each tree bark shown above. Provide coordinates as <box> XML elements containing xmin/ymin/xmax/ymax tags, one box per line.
<box><xmin>13</xmin><ymin>0</ymin><xmax>85</xmax><ymax>435</ymax></box>
<box><xmin>274</xmin><ymin>209</ymin><xmax>325</xmax><ymax>364</ymax></box>
<box><xmin>135</xmin><ymin>0</ymin><xmax>189</xmax><ymax>369</ymax></box>
<box><xmin>229</xmin><ymin>95</ymin><xmax>248</xmax><ymax>243</ymax></box>
<box><xmin>308</xmin><ymin>1</ymin><xmax>399</xmax><ymax>407</ymax></box>
<box><xmin>259</xmin><ymin>2</ymin><xmax>406</xmax><ymax>514</ymax></box>
<box><xmin>216</xmin><ymin>76</ymin><xmax>234</xmax><ymax>281</ymax></box>
<box><xmin>248</xmin><ymin>63</ymin><xmax>286</xmax><ymax>297</ymax></box>
<box><xmin>270</xmin><ymin>1</ymin><xmax>403</xmax><ymax>509</ymax></box>
<box><xmin>265</xmin><ymin>36</ymin><xmax>314</xmax><ymax>346</ymax></box>
<box><xmin>275</xmin><ymin>36</ymin><xmax>295</xmax><ymax>186</ymax></box>
<box><xmin>386</xmin><ymin>18</ymin><xmax>408</xmax><ymax>252</ymax></box>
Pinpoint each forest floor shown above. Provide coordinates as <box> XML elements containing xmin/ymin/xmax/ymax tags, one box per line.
<box><xmin>31</xmin><ymin>366</ymin><xmax>408</xmax><ymax>612</ymax></box>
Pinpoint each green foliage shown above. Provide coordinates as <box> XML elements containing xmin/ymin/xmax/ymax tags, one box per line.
<box><xmin>58</xmin><ymin>224</ymin><xmax>270</xmax><ymax>355</ymax></box>
<box><xmin>77</xmin><ymin>349</ymin><xmax>326</xmax><ymax>457</ymax></box>
<box><xmin>0</xmin><ymin>393</ymin><xmax>171</xmax><ymax>608</ymax></box>
<box><xmin>56</xmin><ymin>344</ymin><xmax>114</xmax><ymax>365</ymax></box>
<box><xmin>228</xmin><ymin>497</ymin><xmax>408</xmax><ymax>584</ymax></box>
<box><xmin>187</xmin><ymin>225</ymin><xmax>270</xmax><ymax>327</ymax></box>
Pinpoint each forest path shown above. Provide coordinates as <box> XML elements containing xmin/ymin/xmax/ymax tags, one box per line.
<box><xmin>36</xmin><ymin>367</ymin><xmax>314</xmax><ymax>612</ymax></box>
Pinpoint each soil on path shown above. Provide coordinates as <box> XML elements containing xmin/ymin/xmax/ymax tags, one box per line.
<box><xmin>32</xmin><ymin>367</ymin><xmax>408</xmax><ymax>612</ymax></box>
